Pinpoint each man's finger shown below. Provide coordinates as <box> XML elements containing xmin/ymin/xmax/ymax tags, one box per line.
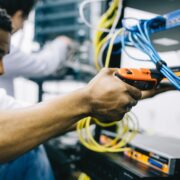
<box><xmin>125</xmin><ymin>83</ymin><xmax>142</xmax><ymax>100</ymax></box>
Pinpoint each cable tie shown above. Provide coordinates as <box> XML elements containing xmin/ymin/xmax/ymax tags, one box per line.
<box><xmin>155</xmin><ymin>60</ymin><xmax>167</xmax><ymax>71</ymax></box>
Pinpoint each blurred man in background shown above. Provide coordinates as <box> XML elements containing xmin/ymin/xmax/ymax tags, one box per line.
<box><xmin>0</xmin><ymin>0</ymin><xmax>73</xmax><ymax>96</ymax></box>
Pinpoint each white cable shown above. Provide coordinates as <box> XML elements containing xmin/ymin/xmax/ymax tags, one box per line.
<box><xmin>96</xmin><ymin>0</ymin><xmax>123</xmax><ymax>67</ymax></box>
<box><xmin>79</xmin><ymin>0</ymin><xmax>112</xmax><ymax>32</ymax></box>
<box><xmin>109</xmin><ymin>0</ymin><xmax>123</xmax><ymax>34</ymax></box>
<box><xmin>101</xmin><ymin>0</ymin><xmax>123</xmax><ymax>67</ymax></box>
<box><xmin>97</xmin><ymin>33</ymin><xmax>121</xmax><ymax>67</ymax></box>
<box><xmin>98</xmin><ymin>41</ymin><xmax>107</xmax><ymax>67</ymax></box>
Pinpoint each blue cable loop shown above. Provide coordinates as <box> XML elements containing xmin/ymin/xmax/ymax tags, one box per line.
<box><xmin>121</xmin><ymin>16</ymin><xmax>180</xmax><ymax>90</ymax></box>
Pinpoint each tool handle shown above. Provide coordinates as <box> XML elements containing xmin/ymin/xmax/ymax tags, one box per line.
<box><xmin>116</xmin><ymin>68</ymin><xmax>159</xmax><ymax>90</ymax></box>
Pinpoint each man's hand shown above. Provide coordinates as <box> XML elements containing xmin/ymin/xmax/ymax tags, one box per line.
<box><xmin>0</xmin><ymin>68</ymin><xmax>142</xmax><ymax>162</ymax></box>
<box><xmin>86</xmin><ymin>68</ymin><xmax>142</xmax><ymax>122</ymax></box>
<box><xmin>55</xmin><ymin>35</ymin><xmax>79</xmax><ymax>63</ymax></box>
<box><xmin>56</xmin><ymin>36</ymin><xmax>73</xmax><ymax>47</ymax></box>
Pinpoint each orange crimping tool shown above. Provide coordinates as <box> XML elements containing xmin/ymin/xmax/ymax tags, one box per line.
<box><xmin>116</xmin><ymin>67</ymin><xmax>180</xmax><ymax>90</ymax></box>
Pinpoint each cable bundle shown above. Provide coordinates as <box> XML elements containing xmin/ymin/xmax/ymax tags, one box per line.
<box><xmin>121</xmin><ymin>18</ymin><xmax>180</xmax><ymax>90</ymax></box>
<box><xmin>79</xmin><ymin>0</ymin><xmax>123</xmax><ymax>70</ymax></box>
<box><xmin>77</xmin><ymin>112</ymin><xmax>139</xmax><ymax>152</ymax></box>
<box><xmin>77</xmin><ymin>0</ymin><xmax>140</xmax><ymax>153</ymax></box>
<box><xmin>93</xmin><ymin>0</ymin><xmax>122</xmax><ymax>69</ymax></box>
<box><xmin>78</xmin><ymin>0</ymin><xmax>180</xmax><ymax>155</ymax></box>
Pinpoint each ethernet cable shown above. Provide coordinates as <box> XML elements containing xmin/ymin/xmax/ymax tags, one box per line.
<box><xmin>79</xmin><ymin>0</ymin><xmax>117</xmax><ymax>33</ymax></box>
<box><xmin>96</xmin><ymin>27</ymin><xmax>123</xmax><ymax>70</ymax></box>
<box><xmin>110</xmin><ymin>0</ymin><xmax>123</xmax><ymax>34</ymax></box>
<box><xmin>77</xmin><ymin>0</ymin><xmax>139</xmax><ymax>153</ymax></box>
<box><xmin>79</xmin><ymin>0</ymin><xmax>122</xmax><ymax>69</ymax></box>
<box><xmin>79</xmin><ymin>0</ymin><xmax>118</xmax><ymax>69</ymax></box>
<box><xmin>78</xmin><ymin>2</ymin><xmax>180</xmax><ymax>154</ymax></box>
<box><xmin>77</xmin><ymin>113</ymin><xmax>139</xmax><ymax>153</ymax></box>
<box><xmin>94</xmin><ymin>0</ymin><xmax>123</xmax><ymax>69</ymax></box>
<box><xmin>121</xmin><ymin>16</ymin><xmax>180</xmax><ymax>90</ymax></box>
<box><xmin>100</xmin><ymin>12</ymin><xmax>180</xmax><ymax>89</ymax></box>
<box><xmin>121</xmin><ymin>18</ymin><xmax>151</xmax><ymax>62</ymax></box>
<box><xmin>105</xmin><ymin>28</ymin><xmax>123</xmax><ymax>67</ymax></box>
<box><xmin>94</xmin><ymin>0</ymin><xmax>120</xmax><ymax>69</ymax></box>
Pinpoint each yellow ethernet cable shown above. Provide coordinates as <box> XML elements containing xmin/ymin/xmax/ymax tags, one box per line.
<box><xmin>77</xmin><ymin>0</ymin><xmax>139</xmax><ymax>153</ymax></box>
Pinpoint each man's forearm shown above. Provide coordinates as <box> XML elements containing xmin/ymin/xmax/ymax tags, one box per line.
<box><xmin>0</xmin><ymin>68</ymin><xmax>143</xmax><ymax>163</ymax></box>
<box><xmin>0</xmin><ymin>88</ymin><xmax>90</xmax><ymax>163</ymax></box>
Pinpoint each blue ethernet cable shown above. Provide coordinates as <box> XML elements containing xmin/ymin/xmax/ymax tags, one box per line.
<box><xmin>120</xmin><ymin>10</ymin><xmax>180</xmax><ymax>90</ymax></box>
<box><xmin>99</xmin><ymin>10</ymin><xmax>180</xmax><ymax>89</ymax></box>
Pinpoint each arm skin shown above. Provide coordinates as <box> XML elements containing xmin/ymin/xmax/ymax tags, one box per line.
<box><xmin>0</xmin><ymin>68</ymin><xmax>142</xmax><ymax>163</ymax></box>
<box><xmin>66</xmin><ymin>85</ymin><xmax>176</xmax><ymax>132</ymax></box>
<box><xmin>0</xmin><ymin>89</ymin><xmax>90</xmax><ymax>163</ymax></box>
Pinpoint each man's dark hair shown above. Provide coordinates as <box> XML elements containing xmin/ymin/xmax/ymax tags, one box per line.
<box><xmin>0</xmin><ymin>0</ymin><xmax>37</xmax><ymax>17</ymax></box>
<box><xmin>0</xmin><ymin>8</ymin><xmax>12</xmax><ymax>32</ymax></box>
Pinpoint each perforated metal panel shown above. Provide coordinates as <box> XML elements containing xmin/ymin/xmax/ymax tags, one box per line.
<box><xmin>34</xmin><ymin>0</ymin><xmax>89</xmax><ymax>45</ymax></box>
<box><xmin>124</xmin><ymin>0</ymin><xmax>180</xmax><ymax>52</ymax></box>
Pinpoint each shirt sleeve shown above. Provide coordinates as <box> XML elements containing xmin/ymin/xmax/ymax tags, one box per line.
<box><xmin>0</xmin><ymin>89</ymin><xmax>27</xmax><ymax>110</ymax></box>
<box><xmin>2</xmin><ymin>39</ymin><xmax>68</xmax><ymax>78</ymax></box>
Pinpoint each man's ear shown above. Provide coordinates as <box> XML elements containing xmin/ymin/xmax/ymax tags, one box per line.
<box><xmin>11</xmin><ymin>10</ymin><xmax>24</xmax><ymax>33</ymax></box>
<box><xmin>13</xmin><ymin>10</ymin><xmax>23</xmax><ymax>19</ymax></box>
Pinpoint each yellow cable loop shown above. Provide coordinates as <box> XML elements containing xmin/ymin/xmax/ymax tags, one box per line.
<box><xmin>77</xmin><ymin>113</ymin><xmax>136</xmax><ymax>152</ymax></box>
<box><xmin>77</xmin><ymin>0</ymin><xmax>138</xmax><ymax>153</ymax></box>
<box><xmin>93</xmin><ymin>117</ymin><xmax>117</xmax><ymax>127</ymax></box>
<box><xmin>94</xmin><ymin>19</ymin><xmax>117</xmax><ymax>70</ymax></box>
<box><xmin>103</xmin><ymin>119</ymin><xmax>127</xmax><ymax>147</ymax></box>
